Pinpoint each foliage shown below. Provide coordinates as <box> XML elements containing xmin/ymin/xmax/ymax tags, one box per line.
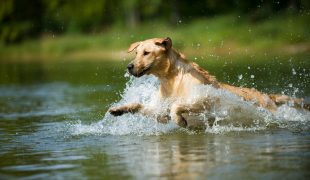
<box><xmin>0</xmin><ymin>13</ymin><xmax>309</xmax><ymax>61</ymax></box>
<box><xmin>0</xmin><ymin>0</ymin><xmax>309</xmax><ymax>44</ymax></box>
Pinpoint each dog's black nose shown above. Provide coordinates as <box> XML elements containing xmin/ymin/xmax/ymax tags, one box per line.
<box><xmin>127</xmin><ymin>63</ymin><xmax>134</xmax><ymax>70</ymax></box>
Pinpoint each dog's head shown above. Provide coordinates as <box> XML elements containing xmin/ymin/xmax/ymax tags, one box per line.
<box><xmin>126</xmin><ymin>37</ymin><xmax>172</xmax><ymax>77</ymax></box>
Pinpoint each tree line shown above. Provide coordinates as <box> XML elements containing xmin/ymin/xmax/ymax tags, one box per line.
<box><xmin>0</xmin><ymin>0</ymin><xmax>308</xmax><ymax>44</ymax></box>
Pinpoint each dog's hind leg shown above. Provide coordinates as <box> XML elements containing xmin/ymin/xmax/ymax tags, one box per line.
<box><xmin>269</xmin><ymin>94</ymin><xmax>307</xmax><ymax>109</ymax></box>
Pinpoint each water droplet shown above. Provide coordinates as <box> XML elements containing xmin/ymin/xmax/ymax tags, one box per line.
<box><xmin>238</xmin><ymin>74</ymin><xmax>243</xmax><ymax>80</ymax></box>
<box><xmin>292</xmin><ymin>68</ymin><xmax>296</xmax><ymax>75</ymax></box>
<box><xmin>250</xmin><ymin>75</ymin><xmax>255</xmax><ymax>79</ymax></box>
<box><xmin>124</xmin><ymin>72</ymin><xmax>130</xmax><ymax>77</ymax></box>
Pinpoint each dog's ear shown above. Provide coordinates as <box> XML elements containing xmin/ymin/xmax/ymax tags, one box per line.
<box><xmin>155</xmin><ymin>37</ymin><xmax>172</xmax><ymax>50</ymax></box>
<box><xmin>128</xmin><ymin>41</ymin><xmax>140</xmax><ymax>53</ymax></box>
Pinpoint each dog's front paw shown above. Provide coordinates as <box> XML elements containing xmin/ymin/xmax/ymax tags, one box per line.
<box><xmin>109</xmin><ymin>107</ymin><xmax>126</xmax><ymax>116</ymax></box>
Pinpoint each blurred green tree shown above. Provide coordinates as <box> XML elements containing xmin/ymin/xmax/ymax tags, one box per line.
<box><xmin>0</xmin><ymin>0</ymin><xmax>43</xmax><ymax>43</ymax></box>
<box><xmin>43</xmin><ymin>0</ymin><xmax>106</xmax><ymax>33</ymax></box>
<box><xmin>0</xmin><ymin>0</ymin><xmax>308</xmax><ymax>44</ymax></box>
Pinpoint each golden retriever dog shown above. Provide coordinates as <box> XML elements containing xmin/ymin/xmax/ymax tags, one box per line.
<box><xmin>109</xmin><ymin>37</ymin><xmax>309</xmax><ymax>128</ymax></box>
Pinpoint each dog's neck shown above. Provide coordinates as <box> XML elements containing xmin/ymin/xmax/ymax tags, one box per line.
<box><xmin>155</xmin><ymin>49</ymin><xmax>219</xmax><ymax>97</ymax></box>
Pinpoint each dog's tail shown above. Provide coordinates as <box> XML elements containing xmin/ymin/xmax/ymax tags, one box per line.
<box><xmin>269</xmin><ymin>94</ymin><xmax>309</xmax><ymax>111</ymax></box>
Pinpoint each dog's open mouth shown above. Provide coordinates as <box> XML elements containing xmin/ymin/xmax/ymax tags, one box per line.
<box><xmin>132</xmin><ymin>66</ymin><xmax>152</xmax><ymax>77</ymax></box>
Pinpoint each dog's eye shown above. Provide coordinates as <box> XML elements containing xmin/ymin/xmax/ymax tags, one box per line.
<box><xmin>143</xmin><ymin>51</ymin><xmax>150</xmax><ymax>56</ymax></box>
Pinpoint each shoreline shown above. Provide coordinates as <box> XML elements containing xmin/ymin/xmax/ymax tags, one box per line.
<box><xmin>1</xmin><ymin>42</ymin><xmax>309</xmax><ymax>63</ymax></box>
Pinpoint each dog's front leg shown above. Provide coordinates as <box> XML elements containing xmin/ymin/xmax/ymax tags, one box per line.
<box><xmin>170</xmin><ymin>98</ymin><xmax>216</xmax><ymax>128</ymax></box>
<box><xmin>109</xmin><ymin>103</ymin><xmax>170</xmax><ymax>123</ymax></box>
<box><xmin>109</xmin><ymin>103</ymin><xmax>143</xmax><ymax>116</ymax></box>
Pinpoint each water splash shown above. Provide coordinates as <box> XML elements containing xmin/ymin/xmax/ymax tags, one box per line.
<box><xmin>70</xmin><ymin>75</ymin><xmax>310</xmax><ymax>136</ymax></box>
<box><xmin>70</xmin><ymin>76</ymin><xmax>179</xmax><ymax>136</ymax></box>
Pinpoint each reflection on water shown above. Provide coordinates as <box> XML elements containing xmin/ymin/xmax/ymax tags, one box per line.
<box><xmin>2</xmin><ymin>125</ymin><xmax>309</xmax><ymax>179</ymax></box>
<box><xmin>0</xmin><ymin>59</ymin><xmax>309</xmax><ymax>179</ymax></box>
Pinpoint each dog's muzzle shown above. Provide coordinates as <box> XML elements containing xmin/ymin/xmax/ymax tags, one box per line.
<box><xmin>127</xmin><ymin>63</ymin><xmax>151</xmax><ymax>77</ymax></box>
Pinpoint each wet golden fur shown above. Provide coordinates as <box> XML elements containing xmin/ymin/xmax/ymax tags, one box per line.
<box><xmin>109</xmin><ymin>37</ymin><xmax>307</xmax><ymax>128</ymax></box>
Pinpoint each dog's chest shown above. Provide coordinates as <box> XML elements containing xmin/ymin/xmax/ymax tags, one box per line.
<box><xmin>160</xmin><ymin>74</ymin><xmax>202</xmax><ymax>98</ymax></box>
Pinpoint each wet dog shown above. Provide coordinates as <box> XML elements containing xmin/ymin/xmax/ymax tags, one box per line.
<box><xmin>109</xmin><ymin>37</ymin><xmax>309</xmax><ymax>128</ymax></box>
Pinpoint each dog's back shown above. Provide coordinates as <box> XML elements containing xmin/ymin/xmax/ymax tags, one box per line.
<box><xmin>179</xmin><ymin>53</ymin><xmax>308</xmax><ymax>111</ymax></box>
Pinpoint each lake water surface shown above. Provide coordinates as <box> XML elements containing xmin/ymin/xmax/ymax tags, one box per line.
<box><xmin>0</xmin><ymin>58</ymin><xmax>309</xmax><ymax>179</ymax></box>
